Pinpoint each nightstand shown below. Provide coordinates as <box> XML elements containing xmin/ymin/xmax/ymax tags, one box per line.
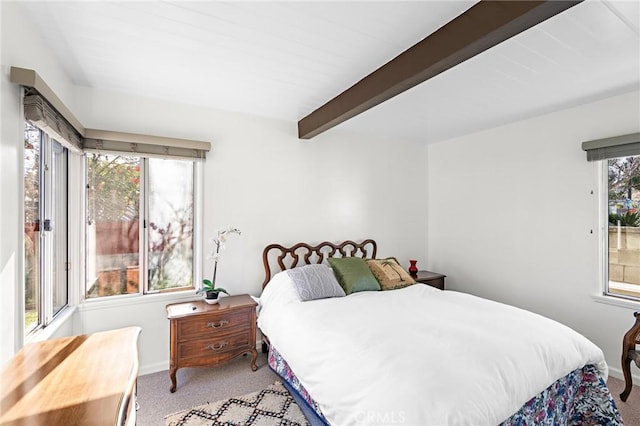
<box><xmin>413</xmin><ymin>270</ymin><xmax>446</xmax><ymax>290</ymax></box>
<box><xmin>166</xmin><ymin>294</ymin><xmax>258</xmax><ymax>392</ymax></box>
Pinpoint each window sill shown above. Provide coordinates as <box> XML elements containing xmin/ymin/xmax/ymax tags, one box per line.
<box><xmin>78</xmin><ymin>289</ymin><xmax>202</xmax><ymax>312</ymax></box>
<box><xmin>592</xmin><ymin>294</ymin><xmax>640</xmax><ymax>310</ymax></box>
<box><xmin>25</xmin><ymin>305</ymin><xmax>77</xmax><ymax>344</ymax></box>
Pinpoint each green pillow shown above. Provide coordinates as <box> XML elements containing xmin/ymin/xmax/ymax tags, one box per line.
<box><xmin>328</xmin><ymin>257</ymin><xmax>381</xmax><ymax>294</ymax></box>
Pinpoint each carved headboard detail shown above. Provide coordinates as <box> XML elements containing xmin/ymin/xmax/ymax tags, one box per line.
<box><xmin>261</xmin><ymin>239</ymin><xmax>377</xmax><ymax>288</ymax></box>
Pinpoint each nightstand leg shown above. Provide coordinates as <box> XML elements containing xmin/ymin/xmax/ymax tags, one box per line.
<box><xmin>169</xmin><ymin>367</ymin><xmax>177</xmax><ymax>393</ymax></box>
<box><xmin>250</xmin><ymin>348</ymin><xmax>258</xmax><ymax>372</ymax></box>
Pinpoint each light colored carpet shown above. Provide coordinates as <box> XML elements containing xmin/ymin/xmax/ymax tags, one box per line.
<box><xmin>136</xmin><ymin>353</ymin><xmax>279</xmax><ymax>426</ymax></box>
<box><xmin>137</xmin><ymin>354</ymin><xmax>640</xmax><ymax>426</ymax></box>
<box><xmin>164</xmin><ymin>381</ymin><xmax>309</xmax><ymax>425</ymax></box>
<box><xmin>607</xmin><ymin>375</ymin><xmax>640</xmax><ymax>426</ymax></box>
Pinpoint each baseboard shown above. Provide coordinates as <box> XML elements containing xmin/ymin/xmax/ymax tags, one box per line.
<box><xmin>608</xmin><ymin>365</ymin><xmax>640</xmax><ymax>383</ymax></box>
<box><xmin>139</xmin><ymin>360</ymin><xmax>169</xmax><ymax>376</ymax></box>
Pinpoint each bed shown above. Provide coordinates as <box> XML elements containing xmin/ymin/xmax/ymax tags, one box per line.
<box><xmin>258</xmin><ymin>239</ymin><xmax>623</xmax><ymax>425</ymax></box>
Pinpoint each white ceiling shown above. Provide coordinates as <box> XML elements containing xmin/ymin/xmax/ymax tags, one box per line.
<box><xmin>17</xmin><ymin>0</ymin><xmax>640</xmax><ymax>144</ymax></box>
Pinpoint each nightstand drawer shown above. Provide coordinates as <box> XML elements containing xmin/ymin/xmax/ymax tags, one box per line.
<box><xmin>177</xmin><ymin>309</ymin><xmax>251</xmax><ymax>341</ymax></box>
<box><xmin>177</xmin><ymin>331</ymin><xmax>253</xmax><ymax>361</ymax></box>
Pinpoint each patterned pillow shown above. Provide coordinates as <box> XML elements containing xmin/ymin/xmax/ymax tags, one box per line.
<box><xmin>286</xmin><ymin>264</ymin><xmax>346</xmax><ymax>301</ymax></box>
<box><xmin>327</xmin><ymin>257</ymin><xmax>381</xmax><ymax>294</ymax></box>
<box><xmin>366</xmin><ymin>258</ymin><xmax>416</xmax><ymax>290</ymax></box>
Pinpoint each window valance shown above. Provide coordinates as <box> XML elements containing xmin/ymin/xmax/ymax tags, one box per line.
<box><xmin>582</xmin><ymin>133</ymin><xmax>640</xmax><ymax>161</ymax></box>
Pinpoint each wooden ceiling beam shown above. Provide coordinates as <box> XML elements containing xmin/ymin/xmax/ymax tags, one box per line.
<box><xmin>298</xmin><ymin>0</ymin><xmax>583</xmax><ymax>139</ymax></box>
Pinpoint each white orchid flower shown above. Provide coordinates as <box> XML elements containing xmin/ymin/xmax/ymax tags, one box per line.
<box><xmin>201</xmin><ymin>227</ymin><xmax>241</xmax><ymax>293</ymax></box>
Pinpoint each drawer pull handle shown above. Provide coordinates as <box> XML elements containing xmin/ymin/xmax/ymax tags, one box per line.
<box><xmin>207</xmin><ymin>341</ymin><xmax>228</xmax><ymax>351</ymax></box>
<box><xmin>206</xmin><ymin>320</ymin><xmax>229</xmax><ymax>328</ymax></box>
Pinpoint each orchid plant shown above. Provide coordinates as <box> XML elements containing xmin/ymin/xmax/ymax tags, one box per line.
<box><xmin>197</xmin><ymin>226</ymin><xmax>241</xmax><ymax>296</ymax></box>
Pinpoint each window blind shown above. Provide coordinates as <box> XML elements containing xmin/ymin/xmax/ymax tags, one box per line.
<box><xmin>83</xmin><ymin>129</ymin><xmax>210</xmax><ymax>160</ymax></box>
<box><xmin>582</xmin><ymin>133</ymin><xmax>640</xmax><ymax>161</ymax></box>
<box><xmin>23</xmin><ymin>93</ymin><xmax>84</xmax><ymax>153</ymax></box>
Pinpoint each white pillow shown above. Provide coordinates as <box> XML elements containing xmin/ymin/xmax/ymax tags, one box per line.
<box><xmin>259</xmin><ymin>269</ymin><xmax>302</xmax><ymax>310</ymax></box>
<box><xmin>258</xmin><ymin>270</ymin><xmax>302</xmax><ymax>334</ymax></box>
<box><xmin>286</xmin><ymin>264</ymin><xmax>346</xmax><ymax>301</ymax></box>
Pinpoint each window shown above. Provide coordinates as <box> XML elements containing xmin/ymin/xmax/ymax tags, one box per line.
<box><xmin>23</xmin><ymin>122</ymin><xmax>68</xmax><ymax>332</ymax></box>
<box><xmin>605</xmin><ymin>156</ymin><xmax>640</xmax><ymax>300</ymax></box>
<box><xmin>15</xmin><ymin>69</ymin><xmax>210</xmax><ymax>309</ymax></box>
<box><xmin>85</xmin><ymin>154</ymin><xmax>195</xmax><ymax>298</ymax></box>
<box><xmin>583</xmin><ymin>132</ymin><xmax>640</xmax><ymax>302</ymax></box>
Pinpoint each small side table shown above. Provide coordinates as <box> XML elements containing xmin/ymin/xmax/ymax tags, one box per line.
<box><xmin>166</xmin><ymin>294</ymin><xmax>258</xmax><ymax>392</ymax></box>
<box><xmin>413</xmin><ymin>270</ymin><xmax>446</xmax><ymax>290</ymax></box>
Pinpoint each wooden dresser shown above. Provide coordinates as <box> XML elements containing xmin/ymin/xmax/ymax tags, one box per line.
<box><xmin>166</xmin><ymin>294</ymin><xmax>258</xmax><ymax>392</ymax></box>
<box><xmin>0</xmin><ymin>327</ymin><xmax>141</xmax><ymax>426</ymax></box>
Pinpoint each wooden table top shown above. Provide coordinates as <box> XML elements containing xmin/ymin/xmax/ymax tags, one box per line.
<box><xmin>1</xmin><ymin>327</ymin><xmax>141</xmax><ymax>426</ymax></box>
<box><xmin>166</xmin><ymin>294</ymin><xmax>257</xmax><ymax>319</ymax></box>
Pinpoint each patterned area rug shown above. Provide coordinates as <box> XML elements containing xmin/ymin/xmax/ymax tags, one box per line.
<box><xmin>164</xmin><ymin>381</ymin><xmax>310</xmax><ymax>426</ymax></box>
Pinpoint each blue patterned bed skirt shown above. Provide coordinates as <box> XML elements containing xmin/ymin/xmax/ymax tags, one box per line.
<box><xmin>268</xmin><ymin>346</ymin><xmax>623</xmax><ymax>425</ymax></box>
<box><xmin>269</xmin><ymin>345</ymin><xmax>329</xmax><ymax>424</ymax></box>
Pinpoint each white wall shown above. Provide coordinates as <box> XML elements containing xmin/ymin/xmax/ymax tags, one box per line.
<box><xmin>74</xmin><ymin>87</ymin><xmax>428</xmax><ymax>373</ymax></box>
<box><xmin>427</xmin><ymin>90</ymin><xmax>640</xmax><ymax>378</ymax></box>
<box><xmin>1</xmin><ymin>1</ymin><xmax>80</xmax><ymax>366</ymax></box>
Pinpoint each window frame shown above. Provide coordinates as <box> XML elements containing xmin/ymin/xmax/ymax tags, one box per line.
<box><xmin>12</xmin><ymin>69</ymin><xmax>210</xmax><ymax>337</ymax></box>
<box><xmin>599</xmin><ymin>158</ymin><xmax>640</xmax><ymax>304</ymax></box>
<box><xmin>82</xmin><ymin>153</ymin><xmax>203</xmax><ymax>301</ymax></box>
<box><xmin>23</xmin><ymin>122</ymin><xmax>69</xmax><ymax>335</ymax></box>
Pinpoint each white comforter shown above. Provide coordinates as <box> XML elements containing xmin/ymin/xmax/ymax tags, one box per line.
<box><xmin>258</xmin><ymin>277</ymin><xmax>607</xmax><ymax>426</ymax></box>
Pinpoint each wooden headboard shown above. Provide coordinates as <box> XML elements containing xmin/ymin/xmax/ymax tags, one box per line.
<box><xmin>261</xmin><ymin>239</ymin><xmax>377</xmax><ymax>288</ymax></box>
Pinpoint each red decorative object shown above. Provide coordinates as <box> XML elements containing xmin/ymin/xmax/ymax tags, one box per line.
<box><xmin>409</xmin><ymin>260</ymin><xmax>418</xmax><ymax>276</ymax></box>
